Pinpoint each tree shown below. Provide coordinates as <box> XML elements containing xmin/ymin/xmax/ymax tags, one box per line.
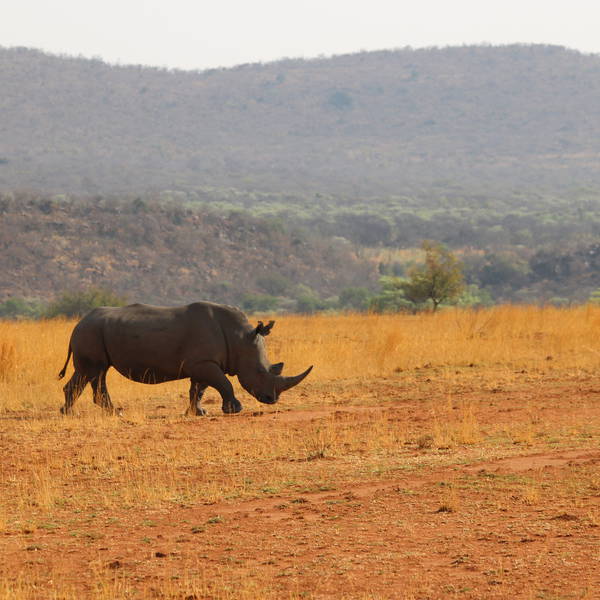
<box><xmin>401</xmin><ymin>241</ymin><xmax>465</xmax><ymax>311</ymax></box>
<box><xmin>369</xmin><ymin>277</ymin><xmax>414</xmax><ymax>313</ymax></box>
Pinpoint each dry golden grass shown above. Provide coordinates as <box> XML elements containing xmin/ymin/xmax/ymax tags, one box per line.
<box><xmin>0</xmin><ymin>306</ymin><xmax>599</xmax><ymax>598</ymax></box>
<box><xmin>270</xmin><ymin>304</ymin><xmax>600</xmax><ymax>379</ymax></box>
<box><xmin>0</xmin><ymin>306</ymin><xmax>598</xmax><ymax>511</ymax></box>
<box><xmin>0</xmin><ymin>572</ymin><xmax>305</xmax><ymax>600</ymax></box>
<box><xmin>1</xmin><ymin>305</ymin><xmax>599</xmax><ymax>413</ymax></box>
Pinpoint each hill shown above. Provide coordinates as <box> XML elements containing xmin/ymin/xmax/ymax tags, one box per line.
<box><xmin>2</xmin><ymin>192</ymin><xmax>599</xmax><ymax>311</ymax></box>
<box><xmin>1</xmin><ymin>44</ymin><xmax>600</xmax><ymax>197</ymax></box>
<box><xmin>0</xmin><ymin>193</ymin><xmax>375</xmax><ymax>306</ymax></box>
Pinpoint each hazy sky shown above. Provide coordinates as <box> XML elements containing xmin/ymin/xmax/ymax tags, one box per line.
<box><xmin>2</xmin><ymin>0</ymin><xmax>600</xmax><ymax>70</ymax></box>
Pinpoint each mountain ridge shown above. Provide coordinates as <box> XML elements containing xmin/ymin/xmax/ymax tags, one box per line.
<box><xmin>2</xmin><ymin>44</ymin><xmax>600</xmax><ymax>197</ymax></box>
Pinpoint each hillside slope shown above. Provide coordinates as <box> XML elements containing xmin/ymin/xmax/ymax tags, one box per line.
<box><xmin>0</xmin><ymin>194</ymin><xmax>375</xmax><ymax>305</ymax></box>
<box><xmin>1</xmin><ymin>45</ymin><xmax>600</xmax><ymax>196</ymax></box>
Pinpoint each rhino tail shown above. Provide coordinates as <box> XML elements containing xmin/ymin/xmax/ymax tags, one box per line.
<box><xmin>58</xmin><ymin>344</ymin><xmax>73</xmax><ymax>380</ymax></box>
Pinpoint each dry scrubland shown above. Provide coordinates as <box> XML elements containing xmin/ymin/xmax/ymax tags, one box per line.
<box><xmin>0</xmin><ymin>307</ymin><xmax>599</xmax><ymax>599</ymax></box>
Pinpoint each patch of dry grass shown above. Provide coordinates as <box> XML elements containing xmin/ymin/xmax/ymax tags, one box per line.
<box><xmin>270</xmin><ymin>304</ymin><xmax>600</xmax><ymax>380</ymax></box>
<box><xmin>0</xmin><ymin>307</ymin><xmax>598</xmax><ymax>516</ymax></box>
<box><xmin>1</xmin><ymin>305</ymin><xmax>599</xmax><ymax>413</ymax></box>
<box><xmin>0</xmin><ymin>570</ymin><xmax>300</xmax><ymax>600</ymax></box>
<box><xmin>0</xmin><ymin>306</ymin><xmax>599</xmax><ymax>598</ymax></box>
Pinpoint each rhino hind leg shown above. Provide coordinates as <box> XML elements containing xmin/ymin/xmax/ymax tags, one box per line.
<box><xmin>90</xmin><ymin>371</ymin><xmax>117</xmax><ymax>415</ymax></box>
<box><xmin>185</xmin><ymin>381</ymin><xmax>208</xmax><ymax>416</ymax></box>
<box><xmin>60</xmin><ymin>372</ymin><xmax>88</xmax><ymax>415</ymax></box>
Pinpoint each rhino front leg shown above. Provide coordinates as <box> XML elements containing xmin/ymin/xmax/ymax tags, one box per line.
<box><xmin>185</xmin><ymin>381</ymin><xmax>208</xmax><ymax>416</ymax></box>
<box><xmin>189</xmin><ymin>362</ymin><xmax>242</xmax><ymax>414</ymax></box>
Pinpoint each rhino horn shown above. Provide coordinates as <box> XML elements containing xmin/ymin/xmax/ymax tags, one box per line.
<box><xmin>275</xmin><ymin>366</ymin><xmax>313</xmax><ymax>393</ymax></box>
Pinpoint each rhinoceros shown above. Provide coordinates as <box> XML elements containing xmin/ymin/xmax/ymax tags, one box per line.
<box><xmin>57</xmin><ymin>302</ymin><xmax>312</xmax><ymax>416</ymax></box>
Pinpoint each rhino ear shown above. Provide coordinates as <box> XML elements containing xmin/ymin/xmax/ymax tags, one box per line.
<box><xmin>253</xmin><ymin>320</ymin><xmax>275</xmax><ymax>337</ymax></box>
<box><xmin>269</xmin><ymin>362</ymin><xmax>284</xmax><ymax>375</ymax></box>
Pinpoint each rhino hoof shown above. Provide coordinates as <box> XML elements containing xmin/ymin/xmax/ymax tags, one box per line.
<box><xmin>222</xmin><ymin>401</ymin><xmax>242</xmax><ymax>414</ymax></box>
<box><xmin>185</xmin><ymin>407</ymin><xmax>207</xmax><ymax>417</ymax></box>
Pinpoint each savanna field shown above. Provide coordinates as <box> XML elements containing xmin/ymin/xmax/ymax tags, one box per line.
<box><xmin>0</xmin><ymin>307</ymin><xmax>599</xmax><ymax>599</ymax></box>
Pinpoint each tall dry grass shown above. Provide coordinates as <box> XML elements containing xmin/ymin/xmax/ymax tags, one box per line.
<box><xmin>0</xmin><ymin>305</ymin><xmax>599</xmax><ymax>414</ymax></box>
<box><xmin>269</xmin><ymin>304</ymin><xmax>600</xmax><ymax>380</ymax></box>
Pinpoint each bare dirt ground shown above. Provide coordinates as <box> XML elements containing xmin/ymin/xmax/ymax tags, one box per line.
<box><xmin>1</xmin><ymin>371</ymin><xmax>599</xmax><ymax>599</ymax></box>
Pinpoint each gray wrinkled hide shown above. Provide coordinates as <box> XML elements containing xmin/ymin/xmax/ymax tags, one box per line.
<box><xmin>58</xmin><ymin>302</ymin><xmax>312</xmax><ymax>416</ymax></box>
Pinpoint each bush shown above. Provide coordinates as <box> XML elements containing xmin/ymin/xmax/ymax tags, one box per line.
<box><xmin>241</xmin><ymin>293</ymin><xmax>279</xmax><ymax>313</ymax></box>
<box><xmin>369</xmin><ymin>277</ymin><xmax>415</xmax><ymax>313</ymax></box>
<box><xmin>589</xmin><ymin>289</ymin><xmax>600</xmax><ymax>304</ymax></box>
<box><xmin>295</xmin><ymin>294</ymin><xmax>329</xmax><ymax>314</ymax></box>
<box><xmin>548</xmin><ymin>296</ymin><xmax>570</xmax><ymax>307</ymax></box>
<box><xmin>0</xmin><ymin>297</ymin><xmax>44</xmax><ymax>320</ymax></box>
<box><xmin>45</xmin><ymin>288</ymin><xmax>127</xmax><ymax>318</ymax></box>
<box><xmin>338</xmin><ymin>287</ymin><xmax>372</xmax><ymax>311</ymax></box>
<box><xmin>456</xmin><ymin>284</ymin><xmax>494</xmax><ymax>308</ymax></box>
<box><xmin>480</xmin><ymin>253</ymin><xmax>530</xmax><ymax>288</ymax></box>
<box><xmin>256</xmin><ymin>273</ymin><xmax>290</xmax><ymax>296</ymax></box>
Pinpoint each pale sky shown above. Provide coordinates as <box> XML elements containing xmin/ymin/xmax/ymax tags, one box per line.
<box><xmin>2</xmin><ymin>0</ymin><xmax>599</xmax><ymax>70</ymax></box>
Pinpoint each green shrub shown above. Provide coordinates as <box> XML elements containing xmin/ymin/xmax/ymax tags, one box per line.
<box><xmin>589</xmin><ymin>289</ymin><xmax>600</xmax><ymax>304</ymax></box>
<box><xmin>241</xmin><ymin>293</ymin><xmax>279</xmax><ymax>313</ymax></box>
<box><xmin>295</xmin><ymin>295</ymin><xmax>328</xmax><ymax>314</ymax></box>
<box><xmin>456</xmin><ymin>284</ymin><xmax>494</xmax><ymax>308</ymax></box>
<box><xmin>45</xmin><ymin>288</ymin><xmax>127</xmax><ymax>318</ymax></box>
<box><xmin>0</xmin><ymin>297</ymin><xmax>44</xmax><ymax>320</ymax></box>
<box><xmin>256</xmin><ymin>273</ymin><xmax>290</xmax><ymax>296</ymax></box>
<box><xmin>369</xmin><ymin>277</ymin><xmax>415</xmax><ymax>313</ymax></box>
<box><xmin>548</xmin><ymin>296</ymin><xmax>570</xmax><ymax>307</ymax></box>
<box><xmin>338</xmin><ymin>287</ymin><xmax>372</xmax><ymax>311</ymax></box>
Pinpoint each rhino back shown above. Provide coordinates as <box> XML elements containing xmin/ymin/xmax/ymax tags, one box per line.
<box><xmin>100</xmin><ymin>303</ymin><xmax>232</xmax><ymax>382</ymax></box>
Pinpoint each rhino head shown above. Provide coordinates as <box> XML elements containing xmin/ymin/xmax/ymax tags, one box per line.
<box><xmin>236</xmin><ymin>320</ymin><xmax>313</xmax><ymax>404</ymax></box>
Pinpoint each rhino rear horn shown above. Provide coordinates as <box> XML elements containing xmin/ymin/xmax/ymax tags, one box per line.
<box><xmin>269</xmin><ymin>362</ymin><xmax>284</xmax><ymax>375</ymax></box>
<box><xmin>275</xmin><ymin>366</ymin><xmax>313</xmax><ymax>393</ymax></box>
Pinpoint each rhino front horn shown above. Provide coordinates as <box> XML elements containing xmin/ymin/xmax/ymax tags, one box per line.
<box><xmin>275</xmin><ymin>366</ymin><xmax>313</xmax><ymax>393</ymax></box>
